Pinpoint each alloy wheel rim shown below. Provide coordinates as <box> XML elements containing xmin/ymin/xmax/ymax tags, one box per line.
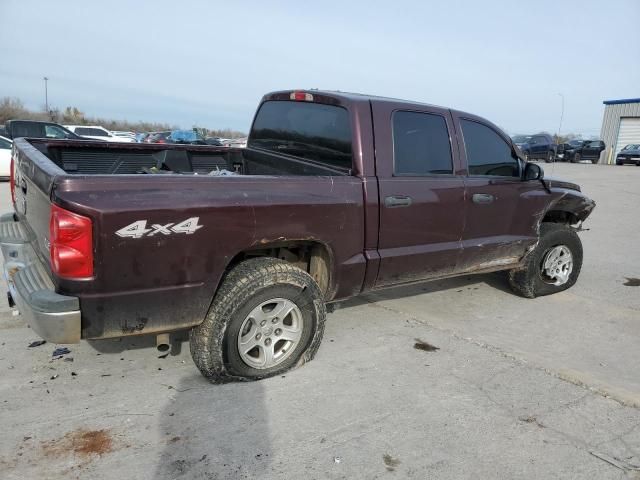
<box><xmin>237</xmin><ymin>298</ymin><xmax>303</xmax><ymax>369</ymax></box>
<box><xmin>541</xmin><ymin>245</ymin><xmax>573</xmax><ymax>286</ymax></box>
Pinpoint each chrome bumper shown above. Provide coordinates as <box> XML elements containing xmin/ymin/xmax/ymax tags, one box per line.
<box><xmin>0</xmin><ymin>213</ymin><xmax>80</xmax><ymax>343</ymax></box>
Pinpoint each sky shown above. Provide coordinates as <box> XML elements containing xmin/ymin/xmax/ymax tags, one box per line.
<box><xmin>0</xmin><ymin>0</ymin><xmax>638</xmax><ymax>136</ymax></box>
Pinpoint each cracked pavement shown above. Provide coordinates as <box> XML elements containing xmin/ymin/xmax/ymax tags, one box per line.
<box><xmin>1</xmin><ymin>163</ymin><xmax>639</xmax><ymax>479</ymax></box>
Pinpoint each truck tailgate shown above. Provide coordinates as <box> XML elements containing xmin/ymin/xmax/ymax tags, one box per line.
<box><xmin>12</xmin><ymin>138</ymin><xmax>66</xmax><ymax>266</ymax></box>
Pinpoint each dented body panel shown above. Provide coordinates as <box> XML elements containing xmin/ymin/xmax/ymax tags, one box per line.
<box><xmin>5</xmin><ymin>90</ymin><xmax>595</xmax><ymax>342</ymax></box>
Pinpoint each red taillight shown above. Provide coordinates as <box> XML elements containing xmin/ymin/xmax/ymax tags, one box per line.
<box><xmin>290</xmin><ymin>91</ymin><xmax>314</xmax><ymax>102</ymax></box>
<box><xmin>49</xmin><ymin>204</ymin><xmax>93</xmax><ymax>279</ymax></box>
<box><xmin>10</xmin><ymin>150</ymin><xmax>15</xmax><ymax>205</ymax></box>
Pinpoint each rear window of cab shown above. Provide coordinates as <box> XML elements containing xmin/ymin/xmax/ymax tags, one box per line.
<box><xmin>248</xmin><ymin>100</ymin><xmax>352</xmax><ymax>172</ymax></box>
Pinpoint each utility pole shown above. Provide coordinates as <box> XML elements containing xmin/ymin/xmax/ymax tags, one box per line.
<box><xmin>43</xmin><ymin>76</ymin><xmax>49</xmax><ymax>113</ymax></box>
<box><xmin>557</xmin><ymin>93</ymin><xmax>564</xmax><ymax>141</ymax></box>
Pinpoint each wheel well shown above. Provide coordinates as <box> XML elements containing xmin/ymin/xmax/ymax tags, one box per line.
<box><xmin>226</xmin><ymin>242</ymin><xmax>332</xmax><ymax>298</ymax></box>
<box><xmin>542</xmin><ymin>210</ymin><xmax>579</xmax><ymax>225</ymax></box>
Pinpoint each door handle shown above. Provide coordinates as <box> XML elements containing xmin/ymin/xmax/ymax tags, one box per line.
<box><xmin>472</xmin><ymin>193</ymin><xmax>494</xmax><ymax>204</ymax></box>
<box><xmin>384</xmin><ymin>195</ymin><xmax>412</xmax><ymax>208</ymax></box>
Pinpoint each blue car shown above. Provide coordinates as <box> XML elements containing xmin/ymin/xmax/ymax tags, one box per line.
<box><xmin>511</xmin><ymin>134</ymin><xmax>557</xmax><ymax>163</ymax></box>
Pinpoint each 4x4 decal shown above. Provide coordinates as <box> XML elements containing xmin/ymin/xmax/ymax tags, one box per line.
<box><xmin>115</xmin><ymin>217</ymin><xmax>203</xmax><ymax>238</ymax></box>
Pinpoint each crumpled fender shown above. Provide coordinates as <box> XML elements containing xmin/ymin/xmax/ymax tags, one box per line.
<box><xmin>543</xmin><ymin>187</ymin><xmax>596</xmax><ymax>226</ymax></box>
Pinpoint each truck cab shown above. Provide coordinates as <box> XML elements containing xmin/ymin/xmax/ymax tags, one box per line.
<box><xmin>4</xmin><ymin>120</ymin><xmax>84</xmax><ymax>141</ymax></box>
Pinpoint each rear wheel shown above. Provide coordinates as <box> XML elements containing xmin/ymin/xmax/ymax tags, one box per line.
<box><xmin>508</xmin><ymin>223</ymin><xmax>583</xmax><ymax>298</ymax></box>
<box><xmin>190</xmin><ymin>258</ymin><xmax>326</xmax><ymax>382</ymax></box>
<box><xmin>545</xmin><ymin>150</ymin><xmax>555</xmax><ymax>163</ymax></box>
<box><xmin>573</xmin><ymin>153</ymin><xmax>581</xmax><ymax>163</ymax></box>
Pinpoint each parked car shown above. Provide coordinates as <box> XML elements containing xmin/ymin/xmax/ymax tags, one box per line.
<box><xmin>616</xmin><ymin>144</ymin><xmax>640</xmax><ymax>165</ymax></box>
<box><xmin>145</xmin><ymin>131</ymin><xmax>172</xmax><ymax>144</ymax></box>
<box><xmin>65</xmin><ymin>125</ymin><xmax>135</xmax><ymax>143</ymax></box>
<box><xmin>0</xmin><ymin>135</ymin><xmax>12</xmax><ymax>179</ymax></box>
<box><xmin>566</xmin><ymin>140</ymin><xmax>605</xmax><ymax>164</ymax></box>
<box><xmin>111</xmin><ymin>131</ymin><xmax>137</xmax><ymax>141</ymax></box>
<box><xmin>556</xmin><ymin>140</ymin><xmax>582</xmax><ymax>162</ymax></box>
<box><xmin>167</xmin><ymin>129</ymin><xmax>207</xmax><ymax>145</ymax></box>
<box><xmin>205</xmin><ymin>137</ymin><xmax>224</xmax><ymax>146</ymax></box>
<box><xmin>136</xmin><ymin>133</ymin><xmax>150</xmax><ymax>143</ymax></box>
<box><xmin>0</xmin><ymin>125</ymin><xmax>6</xmax><ymax>137</ymax></box>
<box><xmin>2</xmin><ymin>89</ymin><xmax>595</xmax><ymax>383</ymax></box>
<box><xmin>226</xmin><ymin>137</ymin><xmax>248</xmax><ymax>148</ymax></box>
<box><xmin>4</xmin><ymin>120</ymin><xmax>86</xmax><ymax>141</ymax></box>
<box><xmin>512</xmin><ymin>134</ymin><xmax>557</xmax><ymax>162</ymax></box>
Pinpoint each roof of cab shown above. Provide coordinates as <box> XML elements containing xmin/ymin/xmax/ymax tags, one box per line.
<box><xmin>265</xmin><ymin>89</ymin><xmax>446</xmax><ymax>110</ymax></box>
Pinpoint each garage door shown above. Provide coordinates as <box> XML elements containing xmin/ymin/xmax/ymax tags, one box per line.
<box><xmin>615</xmin><ymin>117</ymin><xmax>640</xmax><ymax>156</ymax></box>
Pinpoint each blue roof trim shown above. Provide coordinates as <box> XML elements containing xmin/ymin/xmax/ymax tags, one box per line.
<box><xmin>603</xmin><ymin>98</ymin><xmax>640</xmax><ymax>105</ymax></box>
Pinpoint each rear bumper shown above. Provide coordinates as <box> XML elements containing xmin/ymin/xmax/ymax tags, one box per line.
<box><xmin>0</xmin><ymin>213</ymin><xmax>81</xmax><ymax>343</ymax></box>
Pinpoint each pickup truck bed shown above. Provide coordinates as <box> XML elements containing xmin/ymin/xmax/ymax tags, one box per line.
<box><xmin>2</xmin><ymin>89</ymin><xmax>595</xmax><ymax>382</ymax></box>
<box><xmin>7</xmin><ymin>138</ymin><xmax>363</xmax><ymax>342</ymax></box>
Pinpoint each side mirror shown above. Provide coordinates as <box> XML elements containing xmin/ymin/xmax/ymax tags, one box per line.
<box><xmin>523</xmin><ymin>162</ymin><xmax>544</xmax><ymax>181</ymax></box>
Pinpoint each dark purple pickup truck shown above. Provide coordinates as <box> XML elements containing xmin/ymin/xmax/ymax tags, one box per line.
<box><xmin>2</xmin><ymin>90</ymin><xmax>595</xmax><ymax>382</ymax></box>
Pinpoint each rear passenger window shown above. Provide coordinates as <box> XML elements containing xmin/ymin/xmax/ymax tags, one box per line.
<box><xmin>249</xmin><ymin>100</ymin><xmax>352</xmax><ymax>172</ymax></box>
<box><xmin>393</xmin><ymin>111</ymin><xmax>453</xmax><ymax>175</ymax></box>
<box><xmin>44</xmin><ymin>125</ymin><xmax>68</xmax><ymax>139</ymax></box>
<box><xmin>460</xmin><ymin>119</ymin><xmax>520</xmax><ymax>177</ymax></box>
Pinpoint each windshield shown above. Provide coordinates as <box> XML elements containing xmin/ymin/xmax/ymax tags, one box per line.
<box><xmin>512</xmin><ymin>135</ymin><xmax>532</xmax><ymax>143</ymax></box>
<box><xmin>622</xmin><ymin>144</ymin><xmax>640</xmax><ymax>150</ymax></box>
<box><xmin>249</xmin><ymin>100</ymin><xmax>352</xmax><ymax>172</ymax></box>
<box><xmin>568</xmin><ymin>140</ymin><xmax>584</xmax><ymax>146</ymax></box>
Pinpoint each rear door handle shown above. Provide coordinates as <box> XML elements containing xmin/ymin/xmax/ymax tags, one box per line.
<box><xmin>384</xmin><ymin>195</ymin><xmax>412</xmax><ymax>208</ymax></box>
<box><xmin>472</xmin><ymin>193</ymin><xmax>494</xmax><ymax>204</ymax></box>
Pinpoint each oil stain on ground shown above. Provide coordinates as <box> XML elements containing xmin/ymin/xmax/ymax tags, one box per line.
<box><xmin>383</xmin><ymin>453</ymin><xmax>401</xmax><ymax>471</ymax></box>
<box><xmin>623</xmin><ymin>277</ymin><xmax>640</xmax><ymax>287</ymax></box>
<box><xmin>413</xmin><ymin>338</ymin><xmax>439</xmax><ymax>352</ymax></box>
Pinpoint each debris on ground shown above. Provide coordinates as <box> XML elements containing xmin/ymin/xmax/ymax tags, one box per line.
<box><xmin>383</xmin><ymin>453</ymin><xmax>401</xmax><ymax>471</ymax></box>
<box><xmin>52</xmin><ymin>347</ymin><xmax>71</xmax><ymax>357</ymax></box>
<box><xmin>518</xmin><ymin>415</ymin><xmax>545</xmax><ymax>428</ymax></box>
<box><xmin>64</xmin><ymin>357</ymin><xmax>74</xmax><ymax>362</ymax></box>
<box><xmin>333</xmin><ymin>456</ymin><xmax>342</xmax><ymax>464</ymax></box>
<box><xmin>28</xmin><ymin>340</ymin><xmax>46</xmax><ymax>348</ymax></box>
<box><xmin>623</xmin><ymin>277</ymin><xmax>640</xmax><ymax>287</ymax></box>
<box><xmin>413</xmin><ymin>338</ymin><xmax>440</xmax><ymax>352</ymax></box>
<box><xmin>50</xmin><ymin>374</ymin><xmax>59</xmax><ymax>380</ymax></box>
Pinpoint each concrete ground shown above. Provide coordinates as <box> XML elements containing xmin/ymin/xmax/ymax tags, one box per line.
<box><xmin>0</xmin><ymin>163</ymin><xmax>639</xmax><ymax>479</ymax></box>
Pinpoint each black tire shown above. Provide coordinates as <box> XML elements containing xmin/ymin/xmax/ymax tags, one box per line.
<box><xmin>508</xmin><ymin>223</ymin><xmax>583</xmax><ymax>298</ymax></box>
<box><xmin>591</xmin><ymin>158</ymin><xmax>599</xmax><ymax>164</ymax></box>
<box><xmin>190</xmin><ymin>257</ymin><xmax>326</xmax><ymax>383</ymax></box>
<box><xmin>573</xmin><ymin>153</ymin><xmax>581</xmax><ymax>163</ymax></box>
<box><xmin>544</xmin><ymin>150</ymin><xmax>555</xmax><ymax>163</ymax></box>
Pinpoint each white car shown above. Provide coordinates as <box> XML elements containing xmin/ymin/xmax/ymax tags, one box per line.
<box><xmin>65</xmin><ymin>125</ymin><xmax>135</xmax><ymax>143</ymax></box>
<box><xmin>0</xmin><ymin>135</ymin><xmax>12</xmax><ymax>179</ymax></box>
<box><xmin>111</xmin><ymin>130</ymin><xmax>137</xmax><ymax>141</ymax></box>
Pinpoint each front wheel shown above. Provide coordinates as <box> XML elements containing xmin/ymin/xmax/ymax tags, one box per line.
<box><xmin>508</xmin><ymin>223</ymin><xmax>583</xmax><ymax>298</ymax></box>
<box><xmin>573</xmin><ymin>153</ymin><xmax>581</xmax><ymax>163</ymax></box>
<box><xmin>545</xmin><ymin>151</ymin><xmax>555</xmax><ymax>163</ymax></box>
<box><xmin>190</xmin><ymin>257</ymin><xmax>326</xmax><ymax>383</ymax></box>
